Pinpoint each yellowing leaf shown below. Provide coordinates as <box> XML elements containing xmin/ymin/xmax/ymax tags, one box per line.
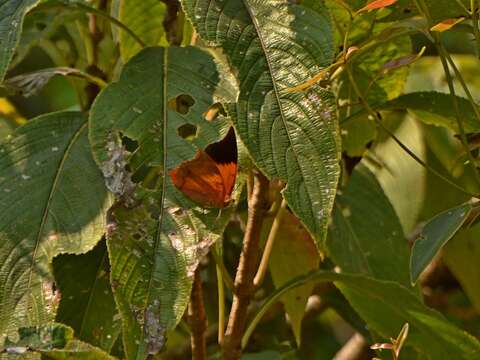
<box><xmin>0</xmin><ymin>98</ymin><xmax>25</xmax><ymax>125</ymax></box>
<box><xmin>269</xmin><ymin>211</ymin><xmax>320</xmax><ymax>346</ymax></box>
<box><xmin>430</xmin><ymin>17</ymin><xmax>465</xmax><ymax>32</ymax></box>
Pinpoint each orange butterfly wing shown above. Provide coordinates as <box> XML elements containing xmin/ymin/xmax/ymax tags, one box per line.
<box><xmin>170</xmin><ymin>127</ymin><xmax>238</xmax><ymax>208</ymax></box>
<box><xmin>215</xmin><ymin>161</ymin><xmax>237</xmax><ymax>202</ymax></box>
<box><xmin>170</xmin><ymin>150</ymin><xmax>230</xmax><ymax>208</ymax></box>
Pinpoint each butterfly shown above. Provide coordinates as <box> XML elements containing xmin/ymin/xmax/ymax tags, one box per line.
<box><xmin>169</xmin><ymin>127</ymin><xmax>237</xmax><ymax>208</ymax></box>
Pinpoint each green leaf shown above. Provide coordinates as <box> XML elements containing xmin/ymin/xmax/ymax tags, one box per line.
<box><xmin>53</xmin><ymin>240</ymin><xmax>121</xmax><ymax>352</ymax></box>
<box><xmin>444</xmin><ymin>224</ymin><xmax>480</xmax><ymax>314</ymax></box>
<box><xmin>181</xmin><ymin>0</ymin><xmax>341</xmax><ymax>252</ymax></box>
<box><xmin>0</xmin><ymin>112</ymin><xmax>111</xmax><ymax>338</ymax></box>
<box><xmin>410</xmin><ymin>202</ymin><xmax>472</xmax><ymax>284</ymax></box>
<box><xmin>268</xmin><ymin>211</ymin><xmax>320</xmax><ymax>346</ymax></box>
<box><xmin>366</xmin><ymin>115</ymin><xmax>427</xmax><ymax>233</ymax></box>
<box><xmin>90</xmin><ymin>46</ymin><xmax>238</xmax><ymax>359</ymax></box>
<box><xmin>246</xmin><ymin>271</ymin><xmax>480</xmax><ymax>360</ymax></box>
<box><xmin>328</xmin><ymin>164</ymin><xmax>411</xmax><ymax>286</ymax></box>
<box><xmin>0</xmin><ymin>0</ymin><xmax>40</xmax><ymax>81</ymax></box>
<box><xmin>2</xmin><ymin>323</ymin><xmax>116</xmax><ymax>360</ymax></box>
<box><xmin>384</xmin><ymin>92</ymin><xmax>480</xmax><ymax>133</ymax></box>
<box><xmin>115</xmin><ymin>0</ymin><xmax>168</xmax><ymax>62</ymax></box>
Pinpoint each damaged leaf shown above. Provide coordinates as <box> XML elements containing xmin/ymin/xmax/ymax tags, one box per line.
<box><xmin>3</xmin><ymin>323</ymin><xmax>116</xmax><ymax>359</ymax></box>
<box><xmin>107</xmin><ymin>197</ymin><xmax>230</xmax><ymax>358</ymax></box>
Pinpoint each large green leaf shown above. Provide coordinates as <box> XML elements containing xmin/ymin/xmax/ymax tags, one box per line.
<box><xmin>328</xmin><ymin>164</ymin><xmax>411</xmax><ymax>287</ymax></box>
<box><xmin>114</xmin><ymin>0</ymin><xmax>168</xmax><ymax>62</ymax></box>
<box><xmin>181</xmin><ymin>0</ymin><xmax>341</xmax><ymax>251</ymax></box>
<box><xmin>0</xmin><ymin>112</ymin><xmax>111</xmax><ymax>340</ymax></box>
<box><xmin>90</xmin><ymin>46</ymin><xmax>238</xmax><ymax>359</ymax></box>
<box><xmin>410</xmin><ymin>202</ymin><xmax>472</xmax><ymax>284</ymax></box>
<box><xmin>366</xmin><ymin>115</ymin><xmax>427</xmax><ymax>233</ymax></box>
<box><xmin>53</xmin><ymin>240</ymin><xmax>121</xmax><ymax>352</ymax></box>
<box><xmin>0</xmin><ymin>0</ymin><xmax>40</xmax><ymax>81</ymax></box>
<box><xmin>247</xmin><ymin>271</ymin><xmax>480</xmax><ymax>360</ymax></box>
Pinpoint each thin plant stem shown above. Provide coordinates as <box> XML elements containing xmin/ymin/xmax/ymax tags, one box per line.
<box><xmin>188</xmin><ymin>269</ymin><xmax>208</xmax><ymax>360</ymax></box>
<box><xmin>211</xmin><ymin>246</ymin><xmax>234</xmax><ymax>291</ymax></box>
<box><xmin>253</xmin><ymin>198</ymin><xmax>287</xmax><ymax>288</ymax></box>
<box><xmin>345</xmin><ymin>63</ymin><xmax>479</xmax><ymax>199</ymax></box>
<box><xmin>216</xmin><ymin>241</ymin><xmax>226</xmax><ymax>345</ymax></box>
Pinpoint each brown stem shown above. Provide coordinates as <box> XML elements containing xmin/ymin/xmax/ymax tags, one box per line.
<box><xmin>188</xmin><ymin>268</ymin><xmax>208</xmax><ymax>360</ymax></box>
<box><xmin>160</xmin><ymin>0</ymin><xmax>182</xmax><ymax>45</ymax></box>
<box><xmin>222</xmin><ymin>171</ymin><xmax>270</xmax><ymax>359</ymax></box>
<box><xmin>332</xmin><ymin>333</ymin><xmax>373</xmax><ymax>360</ymax></box>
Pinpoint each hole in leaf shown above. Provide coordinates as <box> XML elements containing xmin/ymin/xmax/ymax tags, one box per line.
<box><xmin>131</xmin><ymin>165</ymin><xmax>159</xmax><ymax>189</ymax></box>
<box><xmin>177</xmin><ymin>123</ymin><xmax>198</xmax><ymax>140</ymax></box>
<box><xmin>168</xmin><ymin>94</ymin><xmax>195</xmax><ymax>115</ymax></box>
<box><xmin>403</xmin><ymin>8</ymin><xmax>412</xmax><ymax>13</ymax></box>
<box><xmin>120</xmin><ymin>133</ymin><xmax>138</xmax><ymax>153</ymax></box>
<box><xmin>203</xmin><ymin>102</ymin><xmax>226</xmax><ymax>122</ymax></box>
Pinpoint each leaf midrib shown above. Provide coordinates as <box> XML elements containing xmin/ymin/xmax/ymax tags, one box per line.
<box><xmin>137</xmin><ymin>47</ymin><xmax>169</xmax><ymax>359</ymax></box>
<box><xmin>242</xmin><ymin>1</ymin><xmax>293</xmax><ymax>177</ymax></box>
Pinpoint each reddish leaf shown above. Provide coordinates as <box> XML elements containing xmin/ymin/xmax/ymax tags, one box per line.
<box><xmin>430</xmin><ymin>18</ymin><xmax>465</xmax><ymax>32</ymax></box>
<box><xmin>358</xmin><ymin>0</ymin><xmax>398</xmax><ymax>13</ymax></box>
